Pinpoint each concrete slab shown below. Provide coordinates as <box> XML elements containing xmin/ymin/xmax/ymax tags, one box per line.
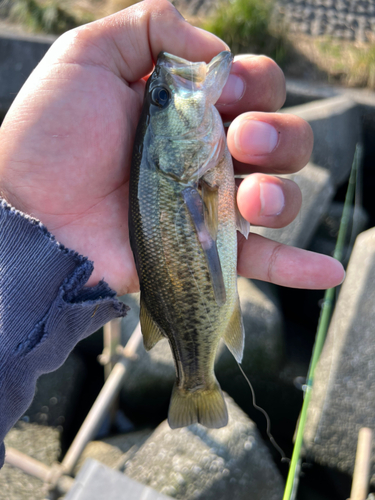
<box><xmin>251</xmin><ymin>162</ymin><xmax>334</xmax><ymax>248</ymax></box>
<box><xmin>0</xmin><ymin>33</ymin><xmax>53</xmax><ymax>115</ymax></box>
<box><xmin>66</xmin><ymin>458</ymin><xmax>172</xmax><ymax>500</ymax></box>
<box><xmin>304</xmin><ymin>227</ymin><xmax>375</xmax><ymax>485</ymax></box>
<box><xmin>124</xmin><ymin>395</ymin><xmax>284</xmax><ymax>500</ymax></box>
<box><xmin>283</xmin><ymin>96</ymin><xmax>361</xmax><ymax>186</ymax></box>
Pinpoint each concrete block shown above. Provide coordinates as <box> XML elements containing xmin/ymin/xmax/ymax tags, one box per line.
<box><xmin>284</xmin><ymin>95</ymin><xmax>361</xmax><ymax>186</ymax></box>
<box><xmin>23</xmin><ymin>351</ymin><xmax>86</xmax><ymax>433</ymax></box>
<box><xmin>251</xmin><ymin>162</ymin><xmax>334</xmax><ymax>248</ymax></box>
<box><xmin>309</xmin><ymin>202</ymin><xmax>369</xmax><ymax>264</ymax></box>
<box><xmin>66</xmin><ymin>459</ymin><xmax>173</xmax><ymax>500</ymax></box>
<box><xmin>0</xmin><ymin>33</ymin><xmax>53</xmax><ymax>115</ymax></box>
<box><xmin>74</xmin><ymin>428</ymin><xmax>153</xmax><ymax>475</ymax></box>
<box><xmin>304</xmin><ymin>227</ymin><xmax>375</xmax><ymax>484</ymax></box>
<box><xmin>124</xmin><ymin>395</ymin><xmax>284</xmax><ymax>500</ymax></box>
<box><xmin>285</xmin><ymin>77</ymin><xmax>375</xmax><ymax>110</ymax></box>
<box><xmin>0</xmin><ymin>422</ymin><xmax>61</xmax><ymax>500</ymax></box>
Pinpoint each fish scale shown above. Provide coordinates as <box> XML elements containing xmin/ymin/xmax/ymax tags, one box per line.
<box><xmin>129</xmin><ymin>51</ymin><xmax>249</xmax><ymax>429</ymax></box>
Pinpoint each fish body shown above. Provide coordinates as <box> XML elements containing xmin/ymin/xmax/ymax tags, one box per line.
<box><xmin>129</xmin><ymin>51</ymin><xmax>249</xmax><ymax>428</ymax></box>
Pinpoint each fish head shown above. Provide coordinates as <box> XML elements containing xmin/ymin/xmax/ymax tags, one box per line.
<box><xmin>145</xmin><ymin>50</ymin><xmax>233</xmax><ymax>139</ymax></box>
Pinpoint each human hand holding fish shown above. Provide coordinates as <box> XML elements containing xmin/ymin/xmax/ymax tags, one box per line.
<box><xmin>0</xmin><ymin>0</ymin><xmax>344</xmax><ymax>295</ymax></box>
<box><xmin>0</xmin><ymin>0</ymin><xmax>345</xmax><ymax>427</ymax></box>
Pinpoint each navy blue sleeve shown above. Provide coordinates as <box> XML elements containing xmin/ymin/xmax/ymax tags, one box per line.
<box><xmin>0</xmin><ymin>199</ymin><xmax>129</xmax><ymax>467</ymax></box>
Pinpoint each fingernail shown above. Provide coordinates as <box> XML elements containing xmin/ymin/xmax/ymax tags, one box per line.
<box><xmin>217</xmin><ymin>74</ymin><xmax>245</xmax><ymax>105</ymax></box>
<box><xmin>259</xmin><ymin>182</ymin><xmax>285</xmax><ymax>216</ymax></box>
<box><xmin>235</xmin><ymin>120</ymin><xmax>279</xmax><ymax>155</ymax></box>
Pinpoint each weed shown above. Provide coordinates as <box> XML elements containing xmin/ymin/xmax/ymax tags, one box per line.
<box><xmin>314</xmin><ymin>37</ymin><xmax>375</xmax><ymax>88</ymax></box>
<box><xmin>9</xmin><ymin>0</ymin><xmax>92</xmax><ymax>34</ymax></box>
<box><xmin>202</xmin><ymin>0</ymin><xmax>290</xmax><ymax>65</ymax></box>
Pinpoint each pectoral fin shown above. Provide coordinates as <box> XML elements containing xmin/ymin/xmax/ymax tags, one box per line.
<box><xmin>140</xmin><ymin>296</ymin><xmax>165</xmax><ymax>351</ymax></box>
<box><xmin>201</xmin><ymin>180</ymin><xmax>219</xmax><ymax>241</ymax></box>
<box><xmin>235</xmin><ymin>187</ymin><xmax>250</xmax><ymax>239</ymax></box>
<box><xmin>223</xmin><ymin>300</ymin><xmax>245</xmax><ymax>362</ymax></box>
<box><xmin>182</xmin><ymin>187</ymin><xmax>226</xmax><ymax>306</ymax></box>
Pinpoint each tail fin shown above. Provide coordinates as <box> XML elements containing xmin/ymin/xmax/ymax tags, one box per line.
<box><xmin>168</xmin><ymin>380</ymin><xmax>228</xmax><ymax>429</ymax></box>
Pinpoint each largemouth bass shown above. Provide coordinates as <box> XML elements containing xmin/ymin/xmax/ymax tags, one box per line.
<box><xmin>129</xmin><ymin>51</ymin><xmax>250</xmax><ymax>429</ymax></box>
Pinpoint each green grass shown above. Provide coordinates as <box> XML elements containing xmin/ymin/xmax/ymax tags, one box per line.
<box><xmin>202</xmin><ymin>0</ymin><xmax>289</xmax><ymax>65</ymax></box>
<box><xmin>9</xmin><ymin>0</ymin><xmax>92</xmax><ymax>35</ymax></box>
<box><xmin>283</xmin><ymin>146</ymin><xmax>362</xmax><ymax>500</ymax></box>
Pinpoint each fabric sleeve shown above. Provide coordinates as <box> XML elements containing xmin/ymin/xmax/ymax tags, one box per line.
<box><xmin>0</xmin><ymin>199</ymin><xmax>129</xmax><ymax>467</ymax></box>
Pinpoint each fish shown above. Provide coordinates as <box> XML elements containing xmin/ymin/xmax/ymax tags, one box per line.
<box><xmin>129</xmin><ymin>50</ymin><xmax>250</xmax><ymax>429</ymax></box>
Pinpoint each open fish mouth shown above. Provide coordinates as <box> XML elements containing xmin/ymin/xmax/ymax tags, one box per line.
<box><xmin>157</xmin><ymin>51</ymin><xmax>233</xmax><ymax>98</ymax></box>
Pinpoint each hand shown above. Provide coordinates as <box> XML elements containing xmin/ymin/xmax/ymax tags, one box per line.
<box><xmin>0</xmin><ymin>0</ymin><xmax>344</xmax><ymax>295</ymax></box>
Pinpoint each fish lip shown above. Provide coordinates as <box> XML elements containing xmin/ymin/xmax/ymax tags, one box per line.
<box><xmin>157</xmin><ymin>51</ymin><xmax>207</xmax><ymax>83</ymax></box>
<box><xmin>156</xmin><ymin>51</ymin><xmax>233</xmax><ymax>83</ymax></box>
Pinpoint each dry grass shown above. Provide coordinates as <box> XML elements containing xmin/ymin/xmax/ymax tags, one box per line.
<box><xmin>286</xmin><ymin>34</ymin><xmax>375</xmax><ymax>89</ymax></box>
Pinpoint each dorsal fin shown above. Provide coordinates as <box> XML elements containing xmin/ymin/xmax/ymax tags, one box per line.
<box><xmin>140</xmin><ymin>296</ymin><xmax>165</xmax><ymax>351</ymax></box>
<box><xmin>182</xmin><ymin>186</ymin><xmax>226</xmax><ymax>307</ymax></box>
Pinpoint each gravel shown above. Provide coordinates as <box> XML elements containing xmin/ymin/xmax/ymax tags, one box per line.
<box><xmin>273</xmin><ymin>0</ymin><xmax>375</xmax><ymax>40</ymax></box>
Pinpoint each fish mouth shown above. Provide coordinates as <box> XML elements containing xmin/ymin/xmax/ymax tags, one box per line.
<box><xmin>157</xmin><ymin>52</ymin><xmax>207</xmax><ymax>82</ymax></box>
<box><xmin>157</xmin><ymin>51</ymin><xmax>233</xmax><ymax>84</ymax></box>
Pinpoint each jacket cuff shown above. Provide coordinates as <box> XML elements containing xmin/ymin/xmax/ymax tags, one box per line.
<box><xmin>0</xmin><ymin>199</ymin><xmax>129</xmax><ymax>466</ymax></box>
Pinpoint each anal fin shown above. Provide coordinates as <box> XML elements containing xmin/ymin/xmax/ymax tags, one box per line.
<box><xmin>223</xmin><ymin>300</ymin><xmax>245</xmax><ymax>363</ymax></box>
<box><xmin>140</xmin><ymin>296</ymin><xmax>165</xmax><ymax>351</ymax></box>
<box><xmin>168</xmin><ymin>379</ymin><xmax>228</xmax><ymax>429</ymax></box>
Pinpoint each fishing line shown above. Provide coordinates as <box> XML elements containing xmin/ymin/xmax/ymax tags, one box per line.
<box><xmin>236</xmin><ymin>361</ymin><xmax>289</xmax><ymax>463</ymax></box>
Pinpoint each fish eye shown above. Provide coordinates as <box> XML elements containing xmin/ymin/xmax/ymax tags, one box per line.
<box><xmin>151</xmin><ymin>86</ymin><xmax>171</xmax><ymax>109</ymax></box>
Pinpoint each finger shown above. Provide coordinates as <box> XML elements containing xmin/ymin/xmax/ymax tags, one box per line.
<box><xmin>228</xmin><ymin>112</ymin><xmax>313</xmax><ymax>175</ymax></box>
<box><xmin>55</xmin><ymin>0</ymin><xmax>228</xmax><ymax>83</ymax></box>
<box><xmin>237</xmin><ymin>174</ymin><xmax>302</xmax><ymax>228</ymax></box>
<box><xmin>238</xmin><ymin>233</ymin><xmax>345</xmax><ymax>289</ymax></box>
<box><xmin>216</xmin><ymin>55</ymin><xmax>286</xmax><ymax>119</ymax></box>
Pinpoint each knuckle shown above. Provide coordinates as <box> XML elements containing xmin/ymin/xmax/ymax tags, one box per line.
<box><xmin>267</xmin><ymin>243</ymin><xmax>283</xmax><ymax>283</ymax></box>
<box><xmin>148</xmin><ymin>0</ymin><xmax>184</xmax><ymax>19</ymax></box>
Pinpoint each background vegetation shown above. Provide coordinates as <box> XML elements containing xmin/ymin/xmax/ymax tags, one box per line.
<box><xmin>2</xmin><ymin>0</ymin><xmax>375</xmax><ymax>89</ymax></box>
<box><xmin>202</xmin><ymin>0</ymin><xmax>289</xmax><ymax>65</ymax></box>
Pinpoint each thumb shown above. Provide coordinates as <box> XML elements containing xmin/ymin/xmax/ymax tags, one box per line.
<box><xmin>42</xmin><ymin>0</ymin><xmax>228</xmax><ymax>84</ymax></box>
